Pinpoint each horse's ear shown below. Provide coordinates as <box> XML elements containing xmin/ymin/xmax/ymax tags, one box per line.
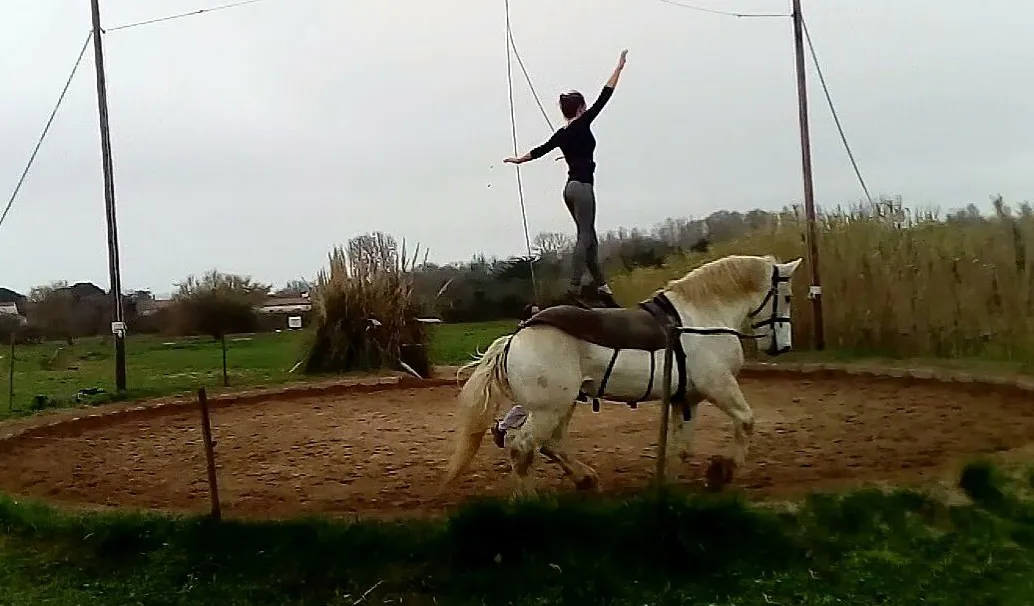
<box><xmin>778</xmin><ymin>257</ymin><xmax>803</xmax><ymax>275</ymax></box>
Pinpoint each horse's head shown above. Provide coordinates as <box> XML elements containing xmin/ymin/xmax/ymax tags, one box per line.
<box><xmin>749</xmin><ymin>256</ymin><xmax>802</xmax><ymax>356</ymax></box>
<box><xmin>665</xmin><ymin>254</ymin><xmax>804</xmax><ymax>356</ymax></box>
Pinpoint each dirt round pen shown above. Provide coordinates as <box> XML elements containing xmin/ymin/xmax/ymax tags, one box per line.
<box><xmin>1</xmin><ymin>364</ymin><xmax>1033</xmax><ymax>520</ymax></box>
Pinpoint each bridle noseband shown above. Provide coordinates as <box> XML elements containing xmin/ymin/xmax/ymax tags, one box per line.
<box><xmin>747</xmin><ymin>266</ymin><xmax>793</xmax><ymax>355</ymax></box>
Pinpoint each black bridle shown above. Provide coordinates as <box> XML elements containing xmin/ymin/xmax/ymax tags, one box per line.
<box><xmin>660</xmin><ymin>265</ymin><xmax>793</xmax><ymax>356</ymax></box>
<box><xmin>746</xmin><ymin>267</ymin><xmax>793</xmax><ymax>355</ymax></box>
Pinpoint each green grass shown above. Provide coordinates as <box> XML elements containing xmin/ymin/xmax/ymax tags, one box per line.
<box><xmin>425</xmin><ymin>319</ymin><xmax>516</xmax><ymax>366</ymax></box>
<box><xmin>0</xmin><ymin>321</ymin><xmax>515</xmax><ymax>419</ymax></box>
<box><xmin>1</xmin><ymin>462</ymin><xmax>1034</xmax><ymax>605</ymax></box>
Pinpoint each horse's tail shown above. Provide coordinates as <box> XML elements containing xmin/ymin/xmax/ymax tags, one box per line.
<box><xmin>442</xmin><ymin>334</ymin><xmax>515</xmax><ymax>486</ymax></box>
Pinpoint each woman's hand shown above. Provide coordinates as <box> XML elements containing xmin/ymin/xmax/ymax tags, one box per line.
<box><xmin>503</xmin><ymin>156</ymin><xmax>523</xmax><ymax>164</ymax></box>
<box><xmin>618</xmin><ymin>49</ymin><xmax>627</xmax><ymax>68</ymax></box>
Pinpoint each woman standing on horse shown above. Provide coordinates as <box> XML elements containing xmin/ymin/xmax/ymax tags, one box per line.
<box><xmin>504</xmin><ymin>49</ymin><xmax>628</xmax><ymax>308</ymax></box>
<box><xmin>493</xmin><ymin>50</ymin><xmax>627</xmax><ymax>448</ymax></box>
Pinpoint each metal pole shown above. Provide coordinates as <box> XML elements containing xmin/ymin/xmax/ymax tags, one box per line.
<box><xmin>89</xmin><ymin>0</ymin><xmax>129</xmax><ymax>390</ymax></box>
<box><xmin>197</xmin><ymin>387</ymin><xmax>222</xmax><ymax>521</ymax></box>
<box><xmin>655</xmin><ymin>328</ymin><xmax>675</xmax><ymax>485</ymax></box>
<box><xmin>221</xmin><ymin>334</ymin><xmax>229</xmax><ymax>387</ymax></box>
<box><xmin>791</xmin><ymin>0</ymin><xmax>825</xmax><ymax>350</ymax></box>
<box><xmin>7</xmin><ymin>334</ymin><xmax>14</xmax><ymax>412</ymax></box>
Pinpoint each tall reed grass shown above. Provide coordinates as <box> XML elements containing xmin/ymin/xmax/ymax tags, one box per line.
<box><xmin>303</xmin><ymin>232</ymin><xmax>429</xmax><ymax>375</ymax></box>
<box><xmin>611</xmin><ymin>198</ymin><xmax>1034</xmax><ymax>362</ymax></box>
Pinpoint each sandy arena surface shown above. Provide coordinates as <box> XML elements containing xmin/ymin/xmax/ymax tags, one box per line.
<box><xmin>1</xmin><ymin>374</ymin><xmax>1033</xmax><ymax>519</ymax></box>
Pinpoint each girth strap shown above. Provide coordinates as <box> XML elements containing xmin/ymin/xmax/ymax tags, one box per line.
<box><xmin>630</xmin><ymin>350</ymin><xmax>655</xmax><ymax>410</ymax></box>
<box><xmin>638</xmin><ymin>293</ymin><xmax>689</xmax><ymax>405</ymax></box>
<box><xmin>588</xmin><ymin>348</ymin><xmax>622</xmax><ymax>412</ymax></box>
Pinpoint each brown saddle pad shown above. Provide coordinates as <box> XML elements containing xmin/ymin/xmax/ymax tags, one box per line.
<box><xmin>519</xmin><ymin>304</ymin><xmax>667</xmax><ymax>351</ymax></box>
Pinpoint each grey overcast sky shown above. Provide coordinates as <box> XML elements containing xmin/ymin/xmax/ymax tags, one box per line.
<box><xmin>1</xmin><ymin>0</ymin><xmax>1031</xmax><ymax>294</ymax></box>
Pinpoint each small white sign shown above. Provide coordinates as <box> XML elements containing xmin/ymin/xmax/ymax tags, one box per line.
<box><xmin>111</xmin><ymin>321</ymin><xmax>127</xmax><ymax>335</ymax></box>
<box><xmin>287</xmin><ymin>315</ymin><xmax>303</xmax><ymax>329</ymax></box>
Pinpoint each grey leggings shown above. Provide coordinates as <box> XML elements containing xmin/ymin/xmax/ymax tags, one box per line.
<box><xmin>563</xmin><ymin>180</ymin><xmax>606</xmax><ymax>288</ymax></box>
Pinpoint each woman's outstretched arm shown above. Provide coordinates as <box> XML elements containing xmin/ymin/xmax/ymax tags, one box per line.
<box><xmin>606</xmin><ymin>49</ymin><xmax>628</xmax><ymax>89</ymax></box>
<box><xmin>583</xmin><ymin>49</ymin><xmax>627</xmax><ymax>123</ymax></box>
<box><xmin>504</xmin><ymin>130</ymin><xmax>561</xmax><ymax>164</ymax></box>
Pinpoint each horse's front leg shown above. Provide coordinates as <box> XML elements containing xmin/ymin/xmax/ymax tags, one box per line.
<box><xmin>696</xmin><ymin>373</ymin><xmax>755</xmax><ymax>488</ymax></box>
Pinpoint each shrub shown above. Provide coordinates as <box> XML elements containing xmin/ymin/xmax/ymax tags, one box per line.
<box><xmin>25</xmin><ymin>282</ymin><xmax>75</xmax><ymax>343</ymax></box>
<box><xmin>303</xmin><ymin>232</ymin><xmax>429</xmax><ymax>375</ymax></box>
<box><xmin>170</xmin><ymin>270</ymin><xmax>270</xmax><ymax>339</ymax></box>
<box><xmin>0</xmin><ymin>315</ymin><xmax>20</xmax><ymax>345</ymax></box>
<box><xmin>0</xmin><ymin>316</ymin><xmax>43</xmax><ymax>346</ymax></box>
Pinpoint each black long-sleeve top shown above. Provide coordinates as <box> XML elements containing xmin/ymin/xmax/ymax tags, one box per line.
<box><xmin>527</xmin><ymin>85</ymin><xmax>614</xmax><ymax>185</ymax></box>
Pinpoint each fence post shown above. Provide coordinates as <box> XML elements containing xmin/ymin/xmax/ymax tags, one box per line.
<box><xmin>197</xmin><ymin>387</ymin><xmax>222</xmax><ymax>521</ymax></box>
<box><xmin>220</xmin><ymin>334</ymin><xmax>228</xmax><ymax>387</ymax></box>
<box><xmin>654</xmin><ymin>326</ymin><xmax>676</xmax><ymax>485</ymax></box>
<box><xmin>7</xmin><ymin>334</ymin><xmax>14</xmax><ymax>412</ymax></box>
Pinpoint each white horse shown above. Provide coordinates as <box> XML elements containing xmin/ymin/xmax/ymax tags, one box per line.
<box><xmin>442</xmin><ymin>254</ymin><xmax>803</xmax><ymax>497</ymax></box>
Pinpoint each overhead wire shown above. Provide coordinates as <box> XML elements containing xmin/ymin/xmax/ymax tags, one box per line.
<box><xmin>801</xmin><ymin>15</ymin><xmax>872</xmax><ymax>203</ymax></box>
<box><xmin>503</xmin><ymin>0</ymin><xmax>539</xmax><ymax>301</ymax></box>
<box><xmin>0</xmin><ymin>33</ymin><xmax>93</xmax><ymax>235</ymax></box>
<box><xmin>107</xmin><ymin>0</ymin><xmax>274</xmax><ymax>32</ymax></box>
<box><xmin>506</xmin><ymin>28</ymin><xmax>554</xmax><ymax>132</ymax></box>
<box><xmin>648</xmin><ymin>0</ymin><xmax>789</xmax><ymax>18</ymax></box>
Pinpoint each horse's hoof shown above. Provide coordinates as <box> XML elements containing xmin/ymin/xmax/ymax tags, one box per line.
<box><xmin>704</xmin><ymin>455</ymin><xmax>735</xmax><ymax>492</ymax></box>
<box><xmin>574</xmin><ymin>475</ymin><xmax>599</xmax><ymax>492</ymax></box>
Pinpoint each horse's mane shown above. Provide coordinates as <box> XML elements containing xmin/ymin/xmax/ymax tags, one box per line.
<box><xmin>664</xmin><ymin>254</ymin><xmax>774</xmax><ymax>308</ymax></box>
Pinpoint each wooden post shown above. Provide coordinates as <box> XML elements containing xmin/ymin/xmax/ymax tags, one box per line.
<box><xmin>655</xmin><ymin>327</ymin><xmax>676</xmax><ymax>485</ymax></box>
<box><xmin>197</xmin><ymin>387</ymin><xmax>221</xmax><ymax>521</ymax></box>
<box><xmin>220</xmin><ymin>334</ymin><xmax>228</xmax><ymax>387</ymax></box>
<box><xmin>791</xmin><ymin>0</ymin><xmax>825</xmax><ymax>350</ymax></box>
<box><xmin>7</xmin><ymin>334</ymin><xmax>14</xmax><ymax>412</ymax></box>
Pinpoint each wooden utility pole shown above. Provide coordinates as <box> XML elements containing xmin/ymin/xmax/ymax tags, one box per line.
<box><xmin>89</xmin><ymin>0</ymin><xmax>129</xmax><ymax>390</ymax></box>
<box><xmin>790</xmin><ymin>0</ymin><xmax>825</xmax><ymax>350</ymax></box>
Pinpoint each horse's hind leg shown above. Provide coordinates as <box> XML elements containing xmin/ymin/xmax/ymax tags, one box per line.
<box><xmin>507</xmin><ymin>408</ymin><xmax>564</xmax><ymax>499</ymax></box>
<box><xmin>541</xmin><ymin>402</ymin><xmax>599</xmax><ymax>491</ymax></box>
<box><xmin>503</xmin><ymin>326</ymin><xmax>584</xmax><ymax>499</ymax></box>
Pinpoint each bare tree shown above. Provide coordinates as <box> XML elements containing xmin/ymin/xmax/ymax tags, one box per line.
<box><xmin>533</xmin><ymin>231</ymin><xmax>574</xmax><ymax>260</ymax></box>
<box><xmin>276</xmin><ymin>279</ymin><xmax>312</xmax><ymax>297</ymax></box>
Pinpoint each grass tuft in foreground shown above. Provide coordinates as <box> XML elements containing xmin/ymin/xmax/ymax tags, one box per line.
<box><xmin>4</xmin><ymin>461</ymin><xmax>1034</xmax><ymax>604</ymax></box>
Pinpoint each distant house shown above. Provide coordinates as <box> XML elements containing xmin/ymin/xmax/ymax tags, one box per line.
<box><xmin>0</xmin><ymin>302</ymin><xmax>26</xmax><ymax>324</ymax></box>
<box><xmin>65</xmin><ymin>282</ymin><xmax>105</xmax><ymax>302</ymax></box>
<box><xmin>137</xmin><ymin>298</ymin><xmax>174</xmax><ymax>317</ymax></box>
<box><xmin>257</xmin><ymin>294</ymin><xmax>312</xmax><ymax>314</ymax></box>
<box><xmin>136</xmin><ymin>295</ymin><xmax>314</xmax><ymax>318</ymax></box>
